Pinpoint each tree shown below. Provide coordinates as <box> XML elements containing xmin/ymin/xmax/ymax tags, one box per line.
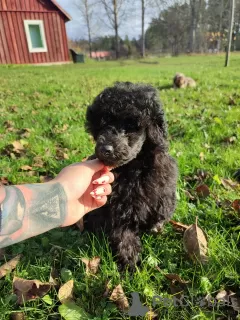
<box><xmin>75</xmin><ymin>0</ymin><xmax>95</xmax><ymax>58</ymax></box>
<box><xmin>100</xmin><ymin>0</ymin><xmax>126</xmax><ymax>59</ymax></box>
<box><xmin>225</xmin><ymin>0</ymin><xmax>235</xmax><ymax>66</ymax></box>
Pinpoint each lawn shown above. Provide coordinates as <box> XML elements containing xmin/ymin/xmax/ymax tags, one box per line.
<box><xmin>0</xmin><ymin>54</ymin><xmax>240</xmax><ymax>320</ymax></box>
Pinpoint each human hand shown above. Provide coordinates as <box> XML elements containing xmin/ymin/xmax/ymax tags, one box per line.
<box><xmin>52</xmin><ymin>160</ymin><xmax>114</xmax><ymax>227</ymax></box>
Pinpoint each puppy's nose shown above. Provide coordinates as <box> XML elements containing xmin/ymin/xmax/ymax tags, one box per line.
<box><xmin>100</xmin><ymin>145</ymin><xmax>114</xmax><ymax>155</ymax></box>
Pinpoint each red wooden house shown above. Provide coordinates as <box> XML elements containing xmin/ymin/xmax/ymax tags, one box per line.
<box><xmin>0</xmin><ymin>0</ymin><xmax>71</xmax><ymax>65</ymax></box>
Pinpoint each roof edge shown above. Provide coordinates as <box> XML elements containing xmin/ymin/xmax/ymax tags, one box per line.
<box><xmin>50</xmin><ymin>0</ymin><xmax>71</xmax><ymax>21</ymax></box>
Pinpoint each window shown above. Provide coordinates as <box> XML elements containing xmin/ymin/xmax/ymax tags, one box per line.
<box><xmin>24</xmin><ymin>20</ymin><xmax>48</xmax><ymax>53</ymax></box>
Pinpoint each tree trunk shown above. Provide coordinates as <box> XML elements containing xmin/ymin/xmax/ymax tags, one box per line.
<box><xmin>141</xmin><ymin>0</ymin><xmax>145</xmax><ymax>58</ymax></box>
<box><xmin>225</xmin><ymin>0</ymin><xmax>235</xmax><ymax>66</ymax></box>
<box><xmin>189</xmin><ymin>0</ymin><xmax>196</xmax><ymax>52</ymax></box>
<box><xmin>85</xmin><ymin>0</ymin><xmax>92</xmax><ymax>58</ymax></box>
<box><xmin>113</xmin><ymin>0</ymin><xmax>119</xmax><ymax>59</ymax></box>
<box><xmin>217</xmin><ymin>0</ymin><xmax>224</xmax><ymax>52</ymax></box>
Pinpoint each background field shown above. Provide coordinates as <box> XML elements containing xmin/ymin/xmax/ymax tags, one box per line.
<box><xmin>0</xmin><ymin>55</ymin><xmax>240</xmax><ymax>320</ymax></box>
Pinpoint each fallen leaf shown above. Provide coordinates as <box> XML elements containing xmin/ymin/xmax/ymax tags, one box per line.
<box><xmin>13</xmin><ymin>277</ymin><xmax>51</xmax><ymax>304</ymax></box>
<box><xmin>59</xmin><ymin>302</ymin><xmax>90</xmax><ymax>320</ymax></box>
<box><xmin>0</xmin><ymin>177</ymin><xmax>10</xmax><ymax>185</ymax></box>
<box><xmin>223</xmin><ymin>136</ymin><xmax>237</xmax><ymax>144</ymax></box>
<box><xmin>215</xmin><ymin>290</ymin><xmax>228</xmax><ymax>302</ymax></box>
<box><xmin>232</xmin><ymin>200</ymin><xmax>240</xmax><ymax>213</ymax></box>
<box><xmin>20</xmin><ymin>165</ymin><xmax>33</xmax><ymax>171</ymax></box>
<box><xmin>164</xmin><ymin>273</ymin><xmax>190</xmax><ymax>284</ymax></box>
<box><xmin>49</xmin><ymin>268</ymin><xmax>59</xmax><ymax>286</ymax></box>
<box><xmin>40</xmin><ymin>175</ymin><xmax>53</xmax><ymax>183</ymax></box>
<box><xmin>230</xmin><ymin>293</ymin><xmax>240</xmax><ymax>311</ymax></box>
<box><xmin>146</xmin><ymin>310</ymin><xmax>158</xmax><ymax>319</ymax></box>
<box><xmin>196</xmin><ymin>184</ymin><xmax>210</xmax><ymax>198</ymax></box>
<box><xmin>81</xmin><ymin>257</ymin><xmax>100</xmax><ymax>275</ymax></box>
<box><xmin>183</xmin><ymin>217</ymin><xmax>208</xmax><ymax>264</ymax></box>
<box><xmin>221</xmin><ymin>178</ymin><xmax>238</xmax><ymax>190</ymax></box>
<box><xmin>196</xmin><ymin>169</ymin><xmax>209</xmax><ymax>180</ymax></box>
<box><xmin>169</xmin><ymin>220</ymin><xmax>189</xmax><ymax>232</ymax></box>
<box><xmin>199</xmin><ymin>152</ymin><xmax>205</xmax><ymax>162</ymax></box>
<box><xmin>12</xmin><ymin>141</ymin><xmax>25</xmax><ymax>152</ymax></box>
<box><xmin>10</xmin><ymin>312</ymin><xmax>26</xmax><ymax>320</ymax></box>
<box><xmin>110</xmin><ymin>284</ymin><xmax>129</xmax><ymax>312</ymax></box>
<box><xmin>32</xmin><ymin>156</ymin><xmax>44</xmax><ymax>168</ymax></box>
<box><xmin>58</xmin><ymin>280</ymin><xmax>74</xmax><ymax>304</ymax></box>
<box><xmin>9</xmin><ymin>105</ymin><xmax>18</xmax><ymax>113</ymax></box>
<box><xmin>0</xmin><ymin>255</ymin><xmax>22</xmax><ymax>279</ymax></box>
<box><xmin>184</xmin><ymin>190</ymin><xmax>195</xmax><ymax>201</ymax></box>
<box><xmin>76</xmin><ymin>218</ymin><xmax>84</xmax><ymax>232</ymax></box>
<box><xmin>56</xmin><ymin>148</ymin><xmax>69</xmax><ymax>160</ymax></box>
<box><xmin>19</xmin><ymin>128</ymin><xmax>31</xmax><ymax>138</ymax></box>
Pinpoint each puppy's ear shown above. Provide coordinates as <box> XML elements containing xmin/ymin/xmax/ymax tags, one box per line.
<box><xmin>146</xmin><ymin>93</ymin><xmax>168</xmax><ymax>150</ymax></box>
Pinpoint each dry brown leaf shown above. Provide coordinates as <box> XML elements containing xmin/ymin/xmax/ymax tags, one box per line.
<box><xmin>199</xmin><ymin>152</ymin><xmax>205</xmax><ymax>162</ymax></box>
<box><xmin>215</xmin><ymin>290</ymin><xmax>228</xmax><ymax>302</ymax></box>
<box><xmin>81</xmin><ymin>257</ymin><xmax>101</xmax><ymax>274</ymax></box>
<box><xmin>20</xmin><ymin>165</ymin><xmax>33</xmax><ymax>171</ymax></box>
<box><xmin>184</xmin><ymin>190</ymin><xmax>195</xmax><ymax>201</ymax></box>
<box><xmin>76</xmin><ymin>218</ymin><xmax>84</xmax><ymax>232</ymax></box>
<box><xmin>56</xmin><ymin>149</ymin><xmax>69</xmax><ymax>160</ymax></box>
<box><xmin>221</xmin><ymin>178</ymin><xmax>238</xmax><ymax>190</ymax></box>
<box><xmin>110</xmin><ymin>284</ymin><xmax>129</xmax><ymax>312</ymax></box>
<box><xmin>196</xmin><ymin>184</ymin><xmax>210</xmax><ymax>198</ymax></box>
<box><xmin>146</xmin><ymin>310</ymin><xmax>158</xmax><ymax>319</ymax></box>
<box><xmin>49</xmin><ymin>268</ymin><xmax>59</xmax><ymax>286</ymax></box>
<box><xmin>9</xmin><ymin>105</ymin><xmax>18</xmax><ymax>113</ymax></box>
<box><xmin>10</xmin><ymin>312</ymin><xmax>26</xmax><ymax>320</ymax></box>
<box><xmin>32</xmin><ymin>156</ymin><xmax>44</xmax><ymax>168</ymax></box>
<box><xmin>230</xmin><ymin>293</ymin><xmax>240</xmax><ymax>311</ymax></box>
<box><xmin>169</xmin><ymin>220</ymin><xmax>189</xmax><ymax>233</ymax></box>
<box><xmin>164</xmin><ymin>273</ymin><xmax>190</xmax><ymax>284</ymax></box>
<box><xmin>58</xmin><ymin>279</ymin><xmax>74</xmax><ymax>304</ymax></box>
<box><xmin>223</xmin><ymin>136</ymin><xmax>237</xmax><ymax>144</ymax></box>
<box><xmin>19</xmin><ymin>128</ymin><xmax>31</xmax><ymax>138</ymax></box>
<box><xmin>12</xmin><ymin>141</ymin><xmax>25</xmax><ymax>152</ymax></box>
<box><xmin>183</xmin><ymin>217</ymin><xmax>208</xmax><ymax>264</ymax></box>
<box><xmin>232</xmin><ymin>199</ymin><xmax>240</xmax><ymax>213</ymax></box>
<box><xmin>13</xmin><ymin>277</ymin><xmax>52</xmax><ymax>304</ymax></box>
<box><xmin>39</xmin><ymin>175</ymin><xmax>53</xmax><ymax>183</ymax></box>
<box><xmin>0</xmin><ymin>177</ymin><xmax>10</xmax><ymax>185</ymax></box>
<box><xmin>0</xmin><ymin>255</ymin><xmax>22</xmax><ymax>279</ymax></box>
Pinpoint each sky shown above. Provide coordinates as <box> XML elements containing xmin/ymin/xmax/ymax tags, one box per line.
<box><xmin>57</xmin><ymin>0</ymin><xmax>155</xmax><ymax>40</ymax></box>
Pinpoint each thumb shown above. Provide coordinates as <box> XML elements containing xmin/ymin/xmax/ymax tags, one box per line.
<box><xmin>84</xmin><ymin>159</ymin><xmax>105</xmax><ymax>173</ymax></box>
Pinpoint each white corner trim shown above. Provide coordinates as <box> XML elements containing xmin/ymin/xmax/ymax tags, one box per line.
<box><xmin>24</xmin><ymin>20</ymin><xmax>48</xmax><ymax>53</ymax></box>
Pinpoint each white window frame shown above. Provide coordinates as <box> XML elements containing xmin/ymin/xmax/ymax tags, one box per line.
<box><xmin>24</xmin><ymin>20</ymin><xmax>48</xmax><ymax>53</ymax></box>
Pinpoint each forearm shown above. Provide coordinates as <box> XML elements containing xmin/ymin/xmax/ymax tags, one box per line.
<box><xmin>0</xmin><ymin>182</ymin><xmax>67</xmax><ymax>249</ymax></box>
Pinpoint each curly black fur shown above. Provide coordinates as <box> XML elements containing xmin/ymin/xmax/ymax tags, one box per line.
<box><xmin>84</xmin><ymin>82</ymin><xmax>178</xmax><ymax>269</ymax></box>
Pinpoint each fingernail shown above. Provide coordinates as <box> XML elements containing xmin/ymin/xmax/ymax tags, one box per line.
<box><xmin>91</xmin><ymin>195</ymin><xmax>103</xmax><ymax>200</ymax></box>
<box><xmin>90</xmin><ymin>187</ymin><xmax>106</xmax><ymax>196</ymax></box>
<box><xmin>93</xmin><ymin>176</ymin><xmax>110</xmax><ymax>184</ymax></box>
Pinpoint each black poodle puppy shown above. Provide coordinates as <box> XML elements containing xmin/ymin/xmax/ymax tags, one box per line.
<box><xmin>84</xmin><ymin>82</ymin><xmax>178</xmax><ymax>269</ymax></box>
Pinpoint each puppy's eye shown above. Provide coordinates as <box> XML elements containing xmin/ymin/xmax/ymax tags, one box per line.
<box><xmin>126</xmin><ymin>123</ymin><xmax>140</xmax><ymax>131</ymax></box>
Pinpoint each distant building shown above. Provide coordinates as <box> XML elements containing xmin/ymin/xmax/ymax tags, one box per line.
<box><xmin>90</xmin><ymin>51</ymin><xmax>113</xmax><ymax>60</ymax></box>
<box><xmin>0</xmin><ymin>0</ymin><xmax>71</xmax><ymax>65</ymax></box>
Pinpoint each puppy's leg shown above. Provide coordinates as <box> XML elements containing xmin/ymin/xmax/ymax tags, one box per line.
<box><xmin>111</xmin><ymin>228</ymin><xmax>142</xmax><ymax>270</ymax></box>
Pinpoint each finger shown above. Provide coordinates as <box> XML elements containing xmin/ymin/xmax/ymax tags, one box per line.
<box><xmin>90</xmin><ymin>184</ymin><xmax>112</xmax><ymax>198</ymax></box>
<box><xmin>93</xmin><ymin>195</ymin><xmax>108</xmax><ymax>207</ymax></box>
<box><xmin>92</xmin><ymin>172</ymin><xmax>115</xmax><ymax>185</ymax></box>
<box><xmin>70</xmin><ymin>159</ymin><xmax>104</xmax><ymax>173</ymax></box>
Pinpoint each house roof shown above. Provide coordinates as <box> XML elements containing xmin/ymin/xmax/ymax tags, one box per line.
<box><xmin>50</xmin><ymin>0</ymin><xmax>71</xmax><ymax>21</ymax></box>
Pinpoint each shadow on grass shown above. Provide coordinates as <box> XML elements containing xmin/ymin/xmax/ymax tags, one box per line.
<box><xmin>157</xmin><ymin>84</ymin><xmax>173</xmax><ymax>90</ymax></box>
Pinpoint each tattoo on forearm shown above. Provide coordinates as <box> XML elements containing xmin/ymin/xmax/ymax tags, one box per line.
<box><xmin>0</xmin><ymin>183</ymin><xmax>67</xmax><ymax>249</ymax></box>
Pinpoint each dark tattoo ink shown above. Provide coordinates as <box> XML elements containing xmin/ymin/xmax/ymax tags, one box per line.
<box><xmin>0</xmin><ymin>186</ymin><xmax>26</xmax><ymax>236</ymax></box>
<box><xmin>0</xmin><ymin>183</ymin><xmax>68</xmax><ymax>249</ymax></box>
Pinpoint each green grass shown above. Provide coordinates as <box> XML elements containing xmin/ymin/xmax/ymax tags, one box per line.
<box><xmin>0</xmin><ymin>54</ymin><xmax>240</xmax><ymax>320</ymax></box>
